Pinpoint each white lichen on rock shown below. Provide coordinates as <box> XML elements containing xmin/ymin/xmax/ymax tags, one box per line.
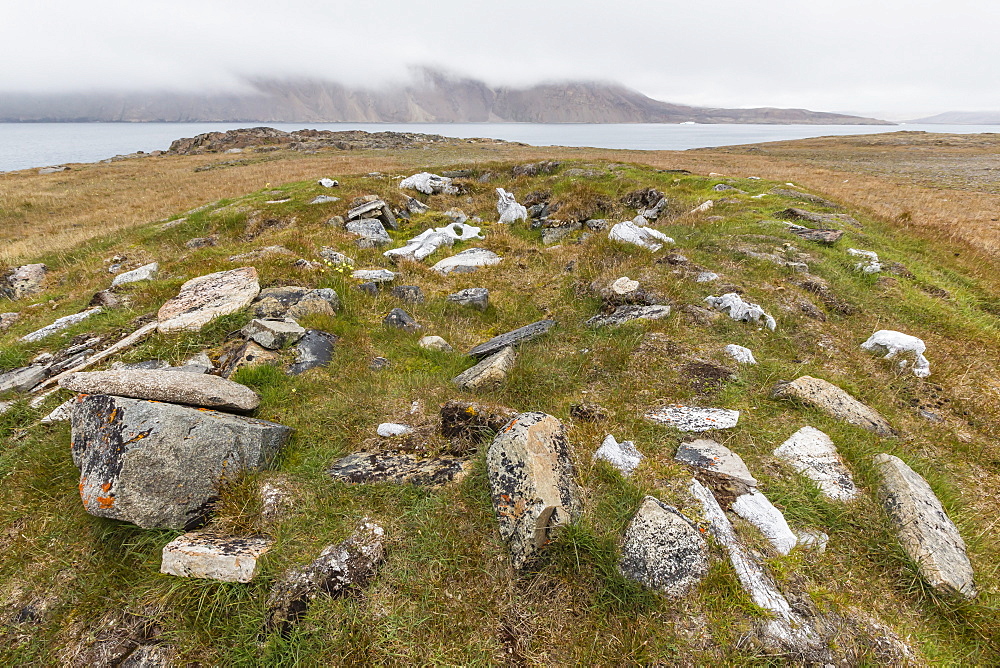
<box><xmin>724</xmin><ymin>344</ymin><xmax>757</xmax><ymax>364</ymax></box>
<box><xmin>705</xmin><ymin>293</ymin><xmax>776</xmax><ymax>331</ymax></box>
<box><xmin>861</xmin><ymin>330</ymin><xmax>930</xmax><ymax>378</ymax></box>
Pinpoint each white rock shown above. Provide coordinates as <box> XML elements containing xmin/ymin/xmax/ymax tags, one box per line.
<box><xmin>157</xmin><ymin>267</ymin><xmax>260</xmax><ymax>333</ymax></box>
<box><xmin>377</xmin><ymin>423</ymin><xmax>413</xmax><ymax>437</ymax></box>
<box><xmin>848</xmin><ymin>248</ymin><xmax>881</xmax><ymax>273</ymax></box>
<box><xmin>496</xmin><ymin>188</ymin><xmax>528</xmax><ymax>224</ymax></box>
<box><xmin>161</xmin><ymin>532</ymin><xmax>273</xmax><ymax>583</ymax></box>
<box><xmin>724</xmin><ymin>344</ymin><xmax>758</xmax><ymax>365</ymax></box>
<box><xmin>431</xmin><ymin>248</ymin><xmax>502</xmax><ymax>275</ymax></box>
<box><xmin>419</xmin><ymin>335</ymin><xmax>453</xmax><ymax>352</ymax></box>
<box><xmin>318</xmin><ymin>178</ymin><xmax>339</xmax><ymax>188</ymax></box>
<box><xmin>21</xmin><ymin>308</ymin><xmax>103</xmax><ymax>343</ymax></box>
<box><xmin>610</xmin><ymin>277</ymin><xmax>639</xmax><ymax>295</ymax></box>
<box><xmin>705</xmin><ymin>293</ymin><xmax>776</xmax><ymax>331</ymax></box>
<box><xmin>593</xmin><ymin>434</ymin><xmax>643</xmax><ymax>476</ymax></box>
<box><xmin>695</xmin><ymin>271</ymin><xmax>719</xmax><ymax>282</ymax></box>
<box><xmin>608</xmin><ymin>220</ymin><xmax>674</xmax><ymax>251</ymax></box>
<box><xmin>399</xmin><ymin>172</ymin><xmax>457</xmax><ymax>195</ymax></box>
<box><xmin>646</xmin><ymin>405</ymin><xmax>740</xmax><ymax>432</ymax></box>
<box><xmin>351</xmin><ymin>269</ymin><xmax>397</xmax><ymax>283</ymax></box>
<box><xmin>41</xmin><ymin>398</ymin><xmax>75</xmax><ymax>423</ymax></box>
<box><xmin>773</xmin><ymin>426</ymin><xmax>858</xmax><ymax>501</ymax></box>
<box><xmin>731</xmin><ymin>490</ymin><xmax>799</xmax><ymax>555</ymax></box>
<box><xmin>310</xmin><ymin>195</ymin><xmax>340</xmax><ymax>204</ymax></box>
<box><xmin>383</xmin><ymin>223</ymin><xmax>483</xmax><ymax>261</ymax></box>
<box><xmin>675</xmin><ymin>438</ymin><xmax>757</xmax><ymax>486</ymax></box>
<box><xmin>690</xmin><ymin>200</ymin><xmax>714</xmax><ymax>214</ymax></box>
<box><xmin>111</xmin><ymin>262</ymin><xmax>159</xmax><ymax>287</ymax></box>
<box><xmin>861</xmin><ymin>330</ymin><xmax>930</xmax><ymax>378</ymax></box>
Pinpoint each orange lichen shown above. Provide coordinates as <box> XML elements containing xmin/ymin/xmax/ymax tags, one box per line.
<box><xmin>96</xmin><ymin>496</ymin><xmax>114</xmax><ymax>509</ymax></box>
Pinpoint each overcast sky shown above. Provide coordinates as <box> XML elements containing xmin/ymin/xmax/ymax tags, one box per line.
<box><xmin>2</xmin><ymin>0</ymin><xmax>997</xmax><ymax>118</ymax></box>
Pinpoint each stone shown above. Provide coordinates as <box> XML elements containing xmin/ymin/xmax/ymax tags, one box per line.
<box><xmin>696</xmin><ymin>271</ymin><xmax>720</xmax><ymax>283</ymax></box>
<box><xmin>861</xmin><ymin>330</ymin><xmax>930</xmax><ymax>378</ymax></box>
<box><xmin>444</xmin><ymin>208</ymin><xmax>469</xmax><ymax>225</ymax></box>
<box><xmin>185</xmin><ymin>235</ymin><xmax>218</xmax><ymax>249</ymax></box>
<box><xmin>160</xmin><ymin>532</ymin><xmax>272</xmax><ymax>583</ymax></box>
<box><xmin>111</xmin><ymin>263</ymin><xmax>159</xmax><ymax>287</ymax></box>
<box><xmin>690</xmin><ymin>200</ymin><xmax>714</xmax><ymax>214</ymax></box>
<box><xmin>377</xmin><ymin>423</ymin><xmax>413</xmax><ymax>437</ymax></box>
<box><xmin>21</xmin><ymin>308</ymin><xmax>103</xmax><ymax>343</ymax></box>
<box><xmin>357</xmin><ymin>282</ymin><xmax>379</xmax><ymax>296</ymax></box>
<box><xmin>874</xmin><ymin>454</ymin><xmax>976</xmax><ymax>599</ymax></box>
<box><xmin>487</xmin><ymin>412</ymin><xmax>581</xmax><ymax>568</ymax></box>
<box><xmin>787</xmin><ymin>226</ymin><xmax>843</xmax><ymax>244</ymax></box>
<box><xmin>419</xmin><ymin>335</ymin><xmax>453</xmax><ymax>352</ymax></box>
<box><xmin>848</xmin><ymin>248</ymin><xmax>882</xmax><ymax>273</ymax></box>
<box><xmin>399</xmin><ymin>172</ymin><xmax>457</xmax><ymax>195</ymax></box>
<box><xmin>60</xmin><ymin>370</ymin><xmax>261</xmax><ymax>412</ymax></box>
<box><xmin>369</xmin><ymin>357</ymin><xmax>390</xmax><ymax>370</ymax></box>
<box><xmin>0</xmin><ymin>365</ymin><xmax>48</xmax><ymax>393</ymax></box>
<box><xmin>347</xmin><ymin>198</ymin><xmax>397</xmax><ymax>231</ymax></box>
<box><xmin>351</xmin><ymin>269</ymin><xmax>396</xmax><ymax>283</ymax></box>
<box><xmin>705</xmin><ymin>293</ymin><xmax>776</xmax><ymax>331</ymax></box>
<box><xmin>453</xmin><ymin>347</ymin><xmax>516</xmax><ymax>392</ymax></box>
<box><xmin>217</xmin><ymin>341</ymin><xmax>282</xmax><ymax>378</ymax></box>
<box><xmin>38</xmin><ymin>165</ymin><xmax>69</xmax><ymax>174</ymax></box>
<box><xmin>288</xmin><ymin>330</ymin><xmax>337</xmax><ymax>375</ymax></box>
<box><xmin>5</xmin><ymin>263</ymin><xmax>47</xmax><ymax>300</ymax></box>
<box><xmin>593</xmin><ymin>434</ymin><xmax>643</xmax><ymax>476</ymax></box>
<box><xmin>318</xmin><ymin>178</ymin><xmax>339</xmax><ymax>188</ymax></box>
<box><xmin>646</xmin><ymin>405</ymin><xmax>740</xmax><ymax>432</ymax></box>
<box><xmin>773</xmin><ymin>426</ymin><xmax>858</xmax><ymax>501</ymax></box>
<box><xmin>89</xmin><ymin>290</ymin><xmax>121</xmax><ymax>308</ymax></box>
<box><xmin>71</xmin><ymin>394</ymin><xmax>291</xmax><ymax>529</ymax></box>
<box><xmin>569</xmin><ymin>403</ymin><xmax>608</xmax><ymax>422</ymax></box>
<box><xmin>585</xmin><ymin>304</ymin><xmax>670</xmax><ymax>328</ymax></box>
<box><xmin>345</xmin><ymin>219</ymin><xmax>391</xmax><ymax>247</ymax></box>
<box><xmin>310</xmin><ymin>195</ymin><xmax>339</xmax><ymax>205</ymax></box>
<box><xmin>406</xmin><ymin>197</ymin><xmax>429</xmax><ymax>214</ymax></box>
<box><xmin>157</xmin><ymin>267</ymin><xmax>260</xmax><ymax>333</ymax></box>
<box><xmin>724</xmin><ymin>344</ymin><xmax>757</xmax><ymax>364</ymax></box>
<box><xmin>619</xmin><ymin>496</ymin><xmax>708</xmax><ymax>597</ymax></box>
<box><xmin>265</xmin><ymin>520</ymin><xmax>384</xmax><ymax>635</ymax></box>
<box><xmin>41</xmin><ymin>398</ymin><xmax>75</xmax><ymax>423</ymax></box>
<box><xmin>329</xmin><ymin>452</ymin><xmax>471</xmax><ymax>486</ymax></box>
<box><xmin>390</xmin><ymin>285</ymin><xmax>425</xmax><ymax>304</ymax></box>
<box><xmin>731</xmin><ymin>490</ymin><xmax>799</xmax><ymax>555</ymax></box>
<box><xmin>325</xmin><ymin>215</ymin><xmax>345</xmax><ymax>227</ymax></box>
<box><xmin>675</xmin><ymin>438</ymin><xmax>758</xmax><ymax>485</ymax></box>
<box><xmin>319</xmin><ymin>248</ymin><xmax>354</xmax><ymax>266</ymax></box>
<box><xmin>241</xmin><ymin>318</ymin><xmax>306</xmax><ymax>350</ymax></box>
<box><xmin>608</xmin><ymin>219</ymin><xmax>674</xmax><ymax>251</ymax></box>
<box><xmin>0</xmin><ymin>311</ymin><xmax>20</xmax><ymax>330</ymax></box>
<box><xmin>496</xmin><ymin>188</ymin><xmax>528</xmax><ymax>224</ymax></box>
<box><xmin>253</xmin><ymin>286</ymin><xmax>340</xmax><ymax>318</ymax></box>
<box><xmin>446</xmin><ymin>287</ymin><xmax>489</xmax><ymax>310</ymax></box>
<box><xmin>467</xmin><ymin>319</ymin><xmax>555</xmax><ymax>359</ymax></box>
<box><xmin>431</xmin><ymin>248</ymin><xmax>502</xmax><ymax>275</ymax></box>
<box><xmin>440</xmin><ymin>400</ymin><xmax>518</xmax><ymax>440</ymax></box>
<box><xmin>585</xmin><ymin>218</ymin><xmax>609</xmax><ymax>231</ymax></box>
<box><xmin>383</xmin><ymin>308</ymin><xmax>420</xmax><ymax>332</ymax></box>
<box><xmin>771</xmin><ymin>376</ymin><xmax>894</xmax><ymax>436</ymax></box>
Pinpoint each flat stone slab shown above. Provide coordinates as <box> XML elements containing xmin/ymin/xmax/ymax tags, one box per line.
<box><xmin>253</xmin><ymin>286</ymin><xmax>339</xmax><ymax>318</ymax></box>
<box><xmin>731</xmin><ymin>490</ymin><xmax>798</xmax><ymax>555</ymax></box>
<box><xmin>773</xmin><ymin>426</ymin><xmax>858</xmax><ymax>501</ymax></box>
<box><xmin>771</xmin><ymin>376</ymin><xmax>894</xmax><ymax>437</ymax></box>
<box><xmin>21</xmin><ymin>307</ymin><xmax>103</xmax><ymax>343</ymax></box>
<box><xmin>346</xmin><ymin>219</ymin><xmax>391</xmax><ymax>246</ymax></box>
<box><xmin>874</xmin><ymin>454</ymin><xmax>976</xmax><ymax>599</ymax></box>
<box><xmin>0</xmin><ymin>364</ymin><xmax>48</xmax><ymax>393</ymax></box>
<box><xmin>60</xmin><ymin>370</ymin><xmax>261</xmax><ymax>412</ymax></box>
<box><xmin>328</xmin><ymin>452</ymin><xmax>471</xmax><ymax>486</ymax></box>
<box><xmin>646</xmin><ymin>405</ymin><xmax>740</xmax><ymax>432</ymax></box>
<box><xmin>467</xmin><ymin>319</ymin><xmax>555</xmax><ymax>359</ymax></box>
<box><xmin>585</xmin><ymin>304</ymin><xmax>670</xmax><ymax>328</ymax></box>
<box><xmin>351</xmin><ymin>269</ymin><xmax>396</xmax><ymax>283</ymax></box>
<box><xmin>111</xmin><ymin>262</ymin><xmax>159</xmax><ymax>287</ymax></box>
<box><xmin>447</xmin><ymin>287</ymin><xmax>489</xmax><ymax>310</ymax></box>
<box><xmin>453</xmin><ymin>347</ymin><xmax>516</xmax><ymax>392</ymax></box>
<box><xmin>431</xmin><ymin>248</ymin><xmax>502</xmax><ymax>275</ymax></box>
<box><xmin>619</xmin><ymin>496</ymin><xmax>708</xmax><ymax>597</ymax></box>
<box><xmin>157</xmin><ymin>267</ymin><xmax>260</xmax><ymax>333</ymax></box>
<box><xmin>71</xmin><ymin>394</ymin><xmax>291</xmax><ymax>529</ymax></box>
<box><xmin>161</xmin><ymin>532</ymin><xmax>272</xmax><ymax>583</ymax></box>
<box><xmin>675</xmin><ymin>438</ymin><xmax>757</xmax><ymax>486</ymax></box>
<box><xmin>242</xmin><ymin>318</ymin><xmax>306</xmax><ymax>349</ymax></box>
<box><xmin>788</xmin><ymin>226</ymin><xmax>843</xmax><ymax>244</ymax></box>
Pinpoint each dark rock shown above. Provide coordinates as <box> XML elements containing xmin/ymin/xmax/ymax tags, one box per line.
<box><xmin>446</xmin><ymin>287</ymin><xmax>489</xmax><ymax>310</ymax></box>
<box><xmin>440</xmin><ymin>400</ymin><xmax>518</xmax><ymax>440</ymax></box>
<box><xmin>788</xmin><ymin>227</ymin><xmax>844</xmax><ymax>244</ymax></box>
<box><xmin>467</xmin><ymin>319</ymin><xmax>556</xmax><ymax>359</ymax></box>
<box><xmin>621</xmin><ymin>188</ymin><xmax>664</xmax><ymax>209</ymax></box>
<box><xmin>383</xmin><ymin>308</ymin><xmax>421</xmax><ymax>332</ymax></box>
<box><xmin>369</xmin><ymin>356</ymin><xmax>390</xmax><ymax>370</ymax></box>
<box><xmin>253</xmin><ymin>286</ymin><xmax>340</xmax><ymax>318</ymax></box>
<box><xmin>329</xmin><ymin>452</ymin><xmax>470</xmax><ymax>485</ymax></box>
<box><xmin>89</xmin><ymin>290</ymin><xmax>122</xmax><ymax>308</ymax></box>
<box><xmin>357</xmin><ymin>282</ymin><xmax>379</xmax><ymax>296</ymax></box>
<box><xmin>569</xmin><ymin>403</ymin><xmax>608</xmax><ymax>422</ymax></box>
<box><xmin>541</xmin><ymin>221</ymin><xmax>582</xmax><ymax>245</ymax></box>
<box><xmin>0</xmin><ymin>365</ymin><xmax>48</xmax><ymax>393</ymax></box>
<box><xmin>390</xmin><ymin>285</ymin><xmax>425</xmax><ymax>304</ymax></box>
<box><xmin>288</xmin><ymin>330</ymin><xmax>337</xmax><ymax>375</ymax></box>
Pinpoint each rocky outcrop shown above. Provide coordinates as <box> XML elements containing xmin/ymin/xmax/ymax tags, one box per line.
<box><xmin>60</xmin><ymin>370</ymin><xmax>261</xmax><ymax>412</ymax></box>
<box><xmin>771</xmin><ymin>376</ymin><xmax>895</xmax><ymax>436</ymax></box>
<box><xmin>157</xmin><ymin>267</ymin><xmax>260</xmax><ymax>333</ymax></box>
<box><xmin>619</xmin><ymin>496</ymin><xmax>708</xmax><ymax>597</ymax></box>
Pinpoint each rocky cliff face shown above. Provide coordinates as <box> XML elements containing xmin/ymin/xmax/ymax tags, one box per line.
<box><xmin>0</xmin><ymin>70</ymin><xmax>891</xmax><ymax>124</ymax></box>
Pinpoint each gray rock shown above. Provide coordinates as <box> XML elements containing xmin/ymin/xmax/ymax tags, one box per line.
<box><xmin>0</xmin><ymin>365</ymin><xmax>48</xmax><ymax>393</ymax></box>
<box><xmin>325</xmin><ymin>215</ymin><xmax>345</xmax><ymax>228</ymax></box>
<box><xmin>241</xmin><ymin>318</ymin><xmax>306</xmax><ymax>350</ymax></box>
<box><xmin>788</xmin><ymin>226</ymin><xmax>843</xmax><ymax>245</ymax></box>
<box><xmin>5</xmin><ymin>263</ymin><xmax>47</xmax><ymax>300</ymax></box>
<box><xmin>61</xmin><ymin>370</ymin><xmax>260</xmax><ymax>412</ymax></box>
<box><xmin>586</xmin><ymin>304</ymin><xmax>671</xmax><ymax>327</ymax></box>
<box><xmin>21</xmin><ymin>307</ymin><xmax>103</xmax><ymax>343</ymax></box>
<box><xmin>0</xmin><ymin>311</ymin><xmax>20</xmax><ymax>330</ymax></box>
<box><xmin>288</xmin><ymin>330</ymin><xmax>337</xmax><ymax>375</ymax></box>
<box><xmin>724</xmin><ymin>344</ymin><xmax>757</xmax><ymax>364</ymax></box>
<box><xmin>71</xmin><ymin>394</ymin><xmax>291</xmax><ymax>529</ymax></box>
<box><xmin>541</xmin><ymin>222</ymin><xmax>581</xmax><ymax>245</ymax></box>
<box><xmin>446</xmin><ymin>287</ymin><xmax>489</xmax><ymax>310</ymax></box>
<box><xmin>329</xmin><ymin>452</ymin><xmax>471</xmax><ymax>486</ymax></box>
<box><xmin>383</xmin><ymin>308</ymin><xmax>420</xmax><ymax>332</ymax></box>
<box><xmin>369</xmin><ymin>356</ymin><xmax>390</xmax><ymax>370</ymax></box>
<box><xmin>406</xmin><ymin>197</ymin><xmax>429</xmax><ymax>214</ymax></box>
<box><xmin>619</xmin><ymin>496</ymin><xmax>708</xmax><ymax>597</ymax></box>
<box><xmin>467</xmin><ymin>319</ymin><xmax>555</xmax><ymax>359</ymax></box>
<box><xmin>265</xmin><ymin>520</ymin><xmax>385</xmax><ymax>635</ymax></box>
<box><xmin>874</xmin><ymin>454</ymin><xmax>976</xmax><ymax>599</ymax></box>
<box><xmin>38</xmin><ymin>165</ymin><xmax>69</xmax><ymax>174</ymax></box>
<box><xmin>731</xmin><ymin>489</ymin><xmax>799</xmax><ymax>555</ymax></box>
<box><xmin>419</xmin><ymin>335</ymin><xmax>453</xmax><ymax>352</ymax></box>
<box><xmin>351</xmin><ymin>269</ymin><xmax>396</xmax><ymax>283</ymax></box>
<box><xmin>345</xmin><ymin>219</ymin><xmax>391</xmax><ymax>247</ymax></box>
<box><xmin>111</xmin><ymin>359</ymin><xmax>170</xmax><ymax>371</ymax></box>
<box><xmin>593</xmin><ymin>434</ymin><xmax>642</xmax><ymax>476</ymax></box>
<box><xmin>157</xmin><ymin>267</ymin><xmax>260</xmax><ymax>333</ymax></box>
<box><xmin>773</xmin><ymin>426</ymin><xmax>858</xmax><ymax>501</ymax></box>
<box><xmin>487</xmin><ymin>412</ymin><xmax>581</xmax><ymax>568</ymax></box>
<box><xmin>89</xmin><ymin>290</ymin><xmax>121</xmax><ymax>308</ymax></box>
<box><xmin>310</xmin><ymin>195</ymin><xmax>340</xmax><ymax>205</ymax></box>
<box><xmin>41</xmin><ymin>398</ymin><xmax>76</xmax><ymax>423</ymax></box>
<box><xmin>390</xmin><ymin>285</ymin><xmax>425</xmax><ymax>304</ymax></box>
<box><xmin>218</xmin><ymin>341</ymin><xmax>282</xmax><ymax>379</ymax></box>
<box><xmin>675</xmin><ymin>438</ymin><xmax>758</xmax><ymax>485</ymax></box>
<box><xmin>453</xmin><ymin>347</ymin><xmax>516</xmax><ymax>392</ymax></box>
<box><xmin>161</xmin><ymin>532</ymin><xmax>272</xmax><ymax>583</ymax></box>
<box><xmin>184</xmin><ymin>236</ymin><xmax>218</xmax><ymax>249</ymax></box>
<box><xmin>111</xmin><ymin>262</ymin><xmax>159</xmax><ymax>287</ymax></box>
<box><xmin>645</xmin><ymin>405</ymin><xmax>740</xmax><ymax>432</ymax></box>
<box><xmin>431</xmin><ymin>248</ymin><xmax>502</xmax><ymax>275</ymax></box>
<box><xmin>253</xmin><ymin>286</ymin><xmax>340</xmax><ymax>318</ymax></box>
<box><xmin>318</xmin><ymin>248</ymin><xmax>354</xmax><ymax>266</ymax></box>
<box><xmin>357</xmin><ymin>282</ymin><xmax>379</xmax><ymax>296</ymax></box>
<box><xmin>771</xmin><ymin>376</ymin><xmax>894</xmax><ymax>437</ymax></box>
<box><xmin>347</xmin><ymin>198</ymin><xmax>397</xmax><ymax>230</ymax></box>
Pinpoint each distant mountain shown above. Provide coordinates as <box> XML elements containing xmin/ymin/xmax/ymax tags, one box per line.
<box><xmin>905</xmin><ymin>111</ymin><xmax>1000</xmax><ymax>124</ymax></box>
<box><xmin>0</xmin><ymin>70</ymin><xmax>893</xmax><ymax>125</ymax></box>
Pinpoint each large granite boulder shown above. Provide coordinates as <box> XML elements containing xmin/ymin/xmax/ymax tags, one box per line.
<box><xmin>157</xmin><ymin>267</ymin><xmax>260</xmax><ymax>333</ymax></box>
<box><xmin>60</xmin><ymin>370</ymin><xmax>260</xmax><ymax>412</ymax></box>
<box><xmin>619</xmin><ymin>496</ymin><xmax>708</xmax><ymax>597</ymax></box>
<box><xmin>771</xmin><ymin>376</ymin><xmax>895</xmax><ymax>437</ymax></box>
<box><xmin>487</xmin><ymin>412</ymin><xmax>581</xmax><ymax>569</ymax></box>
<box><xmin>71</xmin><ymin>394</ymin><xmax>291</xmax><ymax>529</ymax></box>
<box><xmin>874</xmin><ymin>454</ymin><xmax>976</xmax><ymax>599</ymax></box>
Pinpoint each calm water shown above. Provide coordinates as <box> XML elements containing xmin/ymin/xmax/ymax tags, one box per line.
<box><xmin>2</xmin><ymin>122</ymin><xmax>999</xmax><ymax>173</ymax></box>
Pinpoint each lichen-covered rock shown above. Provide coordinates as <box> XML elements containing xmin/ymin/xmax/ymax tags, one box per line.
<box><xmin>21</xmin><ymin>308</ymin><xmax>103</xmax><ymax>343</ymax></box>
<box><xmin>593</xmin><ymin>434</ymin><xmax>643</xmax><ymax>476</ymax></box>
<box><xmin>328</xmin><ymin>452</ymin><xmax>471</xmax><ymax>486</ymax></box>
<box><xmin>619</xmin><ymin>496</ymin><xmax>708</xmax><ymax>597</ymax></box>
<box><xmin>848</xmin><ymin>248</ymin><xmax>881</xmax><ymax>273</ymax></box>
<box><xmin>773</xmin><ymin>426</ymin><xmax>857</xmax><ymax>501</ymax></box>
<box><xmin>861</xmin><ymin>330</ymin><xmax>930</xmax><ymax>378</ymax></box>
<box><xmin>585</xmin><ymin>304</ymin><xmax>670</xmax><ymax>327</ymax></box>
<box><xmin>771</xmin><ymin>376</ymin><xmax>894</xmax><ymax>436</ymax></box>
<box><xmin>288</xmin><ymin>329</ymin><xmax>337</xmax><ymax>375</ymax></box>
<box><xmin>241</xmin><ymin>318</ymin><xmax>306</xmax><ymax>349</ymax></box>
<box><xmin>675</xmin><ymin>438</ymin><xmax>757</xmax><ymax>486</ymax></box>
<box><xmin>345</xmin><ymin>219</ymin><xmax>391</xmax><ymax>247</ymax></box>
<box><xmin>157</xmin><ymin>267</ymin><xmax>260</xmax><ymax>333</ymax></box>
<box><xmin>4</xmin><ymin>263</ymin><xmax>47</xmax><ymax>300</ymax></box>
<box><xmin>383</xmin><ymin>308</ymin><xmax>421</xmax><ymax>332</ymax></box>
<box><xmin>0</xmin><ymin>364</ymin><xmax>48</xmax><ymax>393</ymax></box>
<box><xmin>111</xmin><ymin>262</ymin><xmax>159</xmax><ymax>287</ymax></box>
<box><xmin>71</xmin><ymin>394</ymin><xmax>291</xmax><ymax>529</ymax></box>
<box><xmin>731</xmin><ymin>490</ymin><xmax>799</xmax><ymax>555</ymax></box>
<box><xmin>487</xmin><ymin>412</ymin><xmax>581</xmax><ymax>569</ymax></box>
<box><xmin>705</xmin><ymin>293</ymin><xmax>776</xmax><ymax>331</ymax></box>
<box><xmin>60</xmin><ymin>370</ymin><xmax>261</xmax><ymax>412</ymax></box>
<box><xmin>351</xmin><ymin>269</ymin><xmax>396</xmax><ymax>283</ymax></box>
<box><xmin>645</xmin><ymin>405</ymin><xmax>740</xmax><ymax>432</ymax></box>
<box><xmin>874</xmin><ymin>454</ymin><xmax>976</xmax><ymax>599</ymax></box>
<box><xmin>446</xmin><ymin>287</ymin><xmax>489</xmax><ymax>310</ymax></box>
<box><xmin>252</xmin><ymin>286</ymin><xmax>340</xmax><ymax>318</ymax></box>
<box><xmin>467</xmin><ymin>319</ymin><xmax>555</xmax><ymax>359</ymax></box>
<box><xmin>265</xmin><ymin>520</ymin><xmax>385</xmax><ymax>635</ymax></box>
<box><xmin>160</xmin><ymin>532</ymin><xmax>272</xmax><ymax>582</ymax></box>
<box><xmin>453</xmin><ymin>347</ymin><xmax>516</xmax><ymax>392</ymax></box>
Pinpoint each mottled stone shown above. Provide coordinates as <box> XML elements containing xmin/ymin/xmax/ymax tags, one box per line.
<box><xmin>346</xmin><ymin>219</ymin><xmax>391</xmax><ymax>247</ymax></box>
<box><xmin>467</xmin><ymin>319</ymin><xmax>555</xmax><ymax>359</ymax></box>
<box><xmin>253</xmin><ymin>286</ymin><xmax>339</xmax><ymax>318</ymax></box>
<box><xmin>0</xmin><ymin>364</ymin><xmax>48</xmax><ymax>393</ymax></box>
<box><xmin>383</xmin><ymin>308</ymin><xmax>420</xmax><ymax>332</ymax></box>
<box><xmin>111</xmin><ymin>262</ymin><xmax>159</xmax><ymax>287</ymax></box>
<box><xmin>619</xmin><ymin>496</ymin><xmax>708</xmax><ymax>597</ymax></box>
<box><xmin>21</xmin><ymin>308</ymin><xmax>103</xmax><ymax>343</ymax></box>
<box><xmin>351</xmin><ymin>269</ymin><xmax>396</xmax><ymax>283</ymax></box>
<box><xmin>0</xmin><ymin>311</ymin><xmax>20</xmax><ymax>330</ymax></box>
<box><xmin>675</xmin><ymin>438</ymin><xmax>757</xmax><ymax>486</ymax></box>
<box><xmin>487</xmin><ymin>412</ymin><xmax>581</xmax><ymax>569</ymax></box>
<box><xmin>646</xmin><ymin>405</ymin><xmax>740</xmax><ymax>432</ymax></box>
<box><xmin>288</xmin><ymin>330</ymin><xmax>337</xmax><ymax>375</ymax></box>
<box><xmin>586</xmin><ymin>304</ymin><xmax>670</xmax><ymax>327</ymax></box>
<box><xmin>771</xmin><ymin>376</ymin><xmax>894</xmax><ymax>437</ymax></box>
<box><xmin>157</xmin><ymin>267</ymin><xmax>260</xmax><ymax>333</ymax></box>
<box><xmin>773</xmin><ymin>426</ymin><xmax>857</xmax><ymax>501</ymax></box>
<box><xmin>390</xmin><ymin>285</ymin><xmax>425</xmax><ymax>304</ymax></box>
<box><xmin>569</xmin><ymin>403</ymin><xmax>608</xmax><ymax>422</ymax></box>
<box><xmin>788</xmin><ymin>226</ymin><xmax>843</xmax><ymax>244</ymax></box>
<box><xmin>328</xmin><ymin>452</ymin><xmax>471</xmax><ymax>486</ymax></box>
<box><xmin>241</xmin><ymin>318</ymin><xmax>306</xmax><ymax>350</ymax></box>
<box><xmin>60</xmin><ymin>370</ymin><xmax>260</xmax><ymax>412</ymax></box>
<box><xmin>218</xmin><ymin>341</ymin><xmax>282</xmax><ymax>379</ymax></box>
<box><xmin>446</xmin><ymin>287</ymin><xmax>489</xmax><ymax>310</ymax></box>
<box><xmin>161</xmin><ymin>532</ymin><xmax>272</xmax><ymax>583</ymax></box>
<box><xmin>453</xmin><ymin>347</ymin><xmax>516</xmax><ymax>392</ymax></box>
<box><xmin>5</xmin><ymin>263</ymin><xmax>47</xmax><ymax>300</ymax></box>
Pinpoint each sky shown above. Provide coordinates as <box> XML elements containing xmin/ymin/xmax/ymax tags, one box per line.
<box><xmin>2</xmin><ymin>0</ymin><xmax>998</xmax><ymax>119</ymax></box>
